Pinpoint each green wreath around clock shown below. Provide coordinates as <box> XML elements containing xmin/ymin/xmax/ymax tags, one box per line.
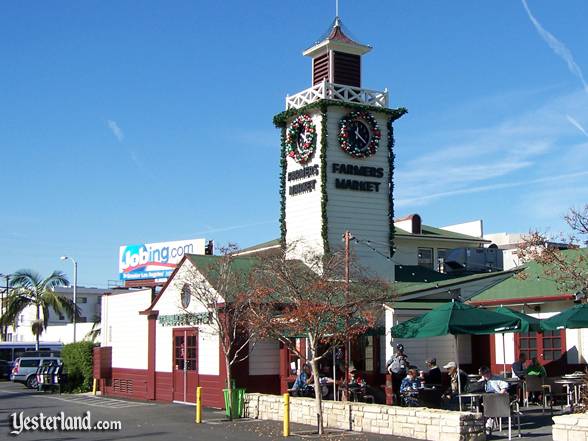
<box><xmin>338</xmin><ymin>111</ymin><xmax>381</xmax><ymax>158</ymax></box>
<box><xmin>285</xmin><ymin>114</ymin><xmax>317</xmax><ymax>164</ymax></box>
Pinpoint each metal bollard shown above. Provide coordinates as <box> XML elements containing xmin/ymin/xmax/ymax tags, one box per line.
<box><xmin>283</xmin><ymin>393</ymin><xmax>290</xmax><ymax>437</ymax></box>
<box><xmin>92</xmin><ymin>378</ymin><xmax>98</xmax><ymax>396</ymax></box>
<box><xmin>196</xmin><ymin>387</ymin><xmax>202</xmax><ymax>423</ymax></box>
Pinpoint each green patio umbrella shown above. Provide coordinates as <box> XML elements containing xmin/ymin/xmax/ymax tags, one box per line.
<box><xmin>391</xmin><ymin>301</ymin><xmax>521</xmax><ymax>338</ymax></box>
<box><xmin>390</xmin><ymin>301</ymin><xmax>521</xmax><ymax>410</ymax></box>
<box><xmin>542</xmin><ymin>303</ymin><xmax>588</xmax><ymax>331</ymax></box>
<box><xmin>495</xmin><ymin>306</ymin><xmax>543</xmax><ymax>377</ymax></box>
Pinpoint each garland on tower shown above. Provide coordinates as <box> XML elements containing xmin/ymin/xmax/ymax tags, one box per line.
<box><xmin>279</xmin><ymin>127</ymin><xmax>287</xmax><ymax>247</ymax></box>
<box><xmin>338</xmin><ymin>110</ymin><xmax>381</xmax><ymax>158</ymax></box>
<box><xmin>387</xmin><ymin>118</ymin><xmax>396</xmax><ymax>258</ymax></box>
<box><xmin>285</xmin><ymin>114</ymin><xmax>317</xmax><ymax>164</ymax></box>
<box><xmin>319</xmin><ymin>103</ymin><xmax>330</xmax><ymax>254</ymax></box>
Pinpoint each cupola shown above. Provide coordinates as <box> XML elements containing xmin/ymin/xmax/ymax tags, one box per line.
<box><xmin>303</xmin><ymin>17</ymin><xmax>372</xmax><ymax>88</ymax></box>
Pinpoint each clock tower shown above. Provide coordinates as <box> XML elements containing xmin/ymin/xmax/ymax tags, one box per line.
<box><xmin>275</xmin><ymin>18</ymin><xmax>406</xmax><ymax>281</ymax></box>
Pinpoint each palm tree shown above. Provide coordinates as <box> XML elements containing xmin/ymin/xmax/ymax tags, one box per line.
<box><xmin>0</xmin><ymin>270</ymin><xmax>76</xmax><ymax>349</ymax></box>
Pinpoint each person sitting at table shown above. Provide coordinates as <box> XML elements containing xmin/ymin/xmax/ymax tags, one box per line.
<box><xmin>511</xmin><ymin>352</ymin><xmax>527</xmax><ymax>379</ymax></box>
<box><xmin>291</xmin><ymin>364</ymin><xmax>313</xmax><ymax>397</ymax></box>
<box><xmin>441</xmin><ymin>362</ymin><xmax>468</xmax><ymax>409</ymax></box>
<box><xmin>526</xmin><ymin>357</ymin><xmax>546</xmax><ymax>377</ymax></box>
<box><xmin>526</xmin><ymin>357</ymin><xmax>546</xmax><ymax>404</ymax></box>
<box><xmin>400</xmin><ymin>368</ymin><xmax>421</xmax><ymax>406</ymax></box>
<box><xmin>423</xmin><ymin>358</ymin><xmax>442</xmax><ymax>385</ymax></box>
<box><xmin>479</xmin><ymin>366</ymin><xmax>509</xmax><ymax>394</ymax></box>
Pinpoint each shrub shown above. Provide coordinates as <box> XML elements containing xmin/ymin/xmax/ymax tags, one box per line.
<box><xmin>61</xmin><ymin>341</ymin><xmax>95</xmax><ymax>393</ymax></box>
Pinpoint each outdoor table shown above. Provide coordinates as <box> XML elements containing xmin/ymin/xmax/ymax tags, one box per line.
<box><xmin>554</xmin><ymin>378</ymin><xmax>584</xmax><ymax>407</ymax></box>
<box><xmin>459</xmin><ymin>392</ymin><xmax>487</xmax><ymax>413</ymax></box>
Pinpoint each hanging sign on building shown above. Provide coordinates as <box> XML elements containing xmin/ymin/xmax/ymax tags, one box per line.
<box><xmin>119</xmin><ymin>238</ymin><xmax>206</xmax><ymax>281</ymax></box>
<box><xmin>158</xmin><ymin>312</ymin><xmax>212</xmax><ymax>327</ymax></box>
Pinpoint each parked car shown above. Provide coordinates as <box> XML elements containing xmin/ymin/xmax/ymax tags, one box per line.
<box><xmin>0</xmin><ymin>360</ymin><xmax>12</xmax><ymax>379</ymax></box>
<box><xmin>10</xmin><ymin>356</ymin><xmax>62</xmax><ymax>388</ymax></box>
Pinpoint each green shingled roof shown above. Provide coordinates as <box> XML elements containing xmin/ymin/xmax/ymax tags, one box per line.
<box><xmin>393</xmin><ymin>270</ymin><xmax>516</xmax><ymax>296</ymax></box>
<box><xmin>470</xmin><ymin>249</ymin><xmax>587</xmax><ymax>303</ymax></box>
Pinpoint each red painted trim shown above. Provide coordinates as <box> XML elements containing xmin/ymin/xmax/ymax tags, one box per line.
<box><xmin>146</xmin><ymin>315</ymin><xmax>156</xmax><ymax>400</ymax></box>
<box><xmin>470</xmin><ymin>294</ymin><xmax>574</xmax><ymax>307</ymax></box>
<box><xmin>279</xmin><ymin>342</ymin><xmax>289</xmax><ymax>394</ymax></box>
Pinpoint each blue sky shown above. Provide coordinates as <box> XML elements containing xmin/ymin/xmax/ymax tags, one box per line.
<box><xmin>1</xmin><ymin>0</ymin><xmax>587</xmax><ymax>287</ymax></box>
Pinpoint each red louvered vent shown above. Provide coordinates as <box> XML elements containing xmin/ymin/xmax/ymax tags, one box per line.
<box><xmin>313</xmin><ymin>52</ymin><xmax>329</xmax><ymax>85</ymax></box>
<box><xmin>333</xmin><ymin>52</ymin><xmax>361</xmax><ymax>87</ymax></box>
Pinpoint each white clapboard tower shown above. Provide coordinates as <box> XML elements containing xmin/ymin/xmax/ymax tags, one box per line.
<box><xmin>278</xmin><ymin>18</ymin><xmax>405</xmax><ymax>281</ymax></box>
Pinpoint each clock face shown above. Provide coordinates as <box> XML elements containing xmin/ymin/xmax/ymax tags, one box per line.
<box><xmin>297</xmin><ymin>130</ymin><xmax>310</xmax><ymax>150</ymax></box>
<box><xmin>338</xmin><ymin>111</ymin><xmax>381</xmax><ymax>159</ymax></box>
<box><xmin>286</xmin><ymin>114</ymin><xmax>317</xmax><ymax>164</ymax></box>
<box><xmin>347</xmin><ymin>120</ymin><xmax>371</xmax><ymax>153</ymax></box>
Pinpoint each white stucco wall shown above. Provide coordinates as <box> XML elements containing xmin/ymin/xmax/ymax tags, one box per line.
<box><xmin>101</xmin><ymin>288</ymin><xmax>151</xmax><ymax>370</ymax></box>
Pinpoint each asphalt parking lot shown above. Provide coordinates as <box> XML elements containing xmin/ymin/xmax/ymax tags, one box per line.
<box><xmin>0</xmin><ymin>380</ymin><xmax>413</xmax><ymax>441</ymax></box>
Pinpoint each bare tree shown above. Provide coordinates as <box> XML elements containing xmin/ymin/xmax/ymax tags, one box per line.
<box><xmin>517</xmin><ymin>205</ymin><xmax>588</xmax><ymax>296</ymax></box>
<box><xmin>247</xmin><ymin>246</ymin><xmax>389</xmax><ymax>434</ymax></box>
<box><xmin>177</xmin><ymin>244</ymin><xmax>256</xmax><ymax>419</ymax></box>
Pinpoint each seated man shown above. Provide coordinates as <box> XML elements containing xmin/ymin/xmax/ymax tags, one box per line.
<box><xmin>423</xmin><ymin>358</ymin><xmax>442</xmax><ymax>385</ymax></box>
<box><xmin>400</xmin><ymin>368</ymin><xmax>421</xmax><ymax>407</ymax></box>
<box><xmin>291</xmin><ymin>364</ymin><xmax>313</xmax><ymax>397</ymax></box>
<box><xmin>442</xmin><ymin>362</ymin><xmax>468</xmax><ymax>410</ymax></box>
<box><xmin>511</xmin><ymin>352</ymin><xmax>527</xmax><ymax>379</ymax></box>
<box><xmin>479</xmin><ymin>366</ymin><xmax>508</xmax><ymax>394</ymax></box>
<box><xmin>479</xmin><ymin>366</ymin><xmax>509</xmax><ymax>434</ymax></box>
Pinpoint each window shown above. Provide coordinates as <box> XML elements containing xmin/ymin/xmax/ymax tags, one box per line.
<box><xmin>364</xmin><ymin>336</ymin><xmax>374</xmax><ymax>372</ymax></box>
<box><xmin>542</xmin><ymin>330</ymin><xmax>563</xmax><ymax>361</ymax></box>
<box><xmin>58</xmin><ymin>313</ymin><xmax>65</xmax><ymax>320</ymax></box>
<box><xmin>437</xmin><ymin>248</ymin><xmax>449</xmax><ymax>271</ymax></box>
<box><xmin>78</xmin><ymin>316</ymin><xmax>87</xmax><ymax>323</ymax></box>
<box><xmin>77</xmin><ymin>297</ymin><xmax>87</xmax><ymax>304</ymax></box>
<box><xmin>517</xmin><ymin>330</ymin><xmax>565</xmax><ymax>363</ymax></box>
<box><xmin>19</xmin><ymin>359</ymin><xmax>39</xmax><ymax>368</ymax></box>
<box><xmin>417</xmin><ymin>248</ymin><xmax>434</xmax><ymax>269</ymax></box>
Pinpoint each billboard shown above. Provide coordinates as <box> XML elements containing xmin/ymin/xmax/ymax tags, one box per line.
<box><xmin>119</xmin><ymin>238</ymin><xmax>206</xmax><ymax>281</ymax></box>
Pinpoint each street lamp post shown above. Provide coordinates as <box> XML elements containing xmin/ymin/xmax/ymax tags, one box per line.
<box><xmin>0</xmin><ymin>273</ymin><xmax>10</xmax><ymax>341</ymax></box>
<box><xmin>60</xmin><ymin>256</ymin><xmax>78</xmax><ymax>343</ymax></box>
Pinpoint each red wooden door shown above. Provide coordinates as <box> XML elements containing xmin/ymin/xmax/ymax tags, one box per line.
<box><xmin>173</xmin><ymin>328</ymin><xmax>198</xmax><ymax>402</ymax></box>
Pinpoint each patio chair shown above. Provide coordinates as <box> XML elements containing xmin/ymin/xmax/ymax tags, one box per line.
<box><xmin>524</xmin><ymin>376</ymin><xmax>546</xmax><ymax>411</ymax></box>
<box><xmin>543</xmin><ymin>378</ymin><xmax>568</xmax><ymax>412</ymax></box>
<box><xmin>483</xmin><ymin>393</ymin><xmax>521</xmax><ymax>440</ymax></box>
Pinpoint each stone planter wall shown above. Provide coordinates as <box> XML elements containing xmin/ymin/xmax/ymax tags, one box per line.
<box><xmin>553</xmin><ymin>413</ymin><xmax>588</xmax><ymax>441</ymax></box>
<box><xmin>243</xmin><ymin>393</ymin><xmax>485</xmax><ymax>441</ymax></box>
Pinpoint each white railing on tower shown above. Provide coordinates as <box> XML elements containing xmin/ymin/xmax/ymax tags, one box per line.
<box><xmin>285</xmin><ymin>80</ymin><xmax>389</xmax><ymax>110</ymax></box>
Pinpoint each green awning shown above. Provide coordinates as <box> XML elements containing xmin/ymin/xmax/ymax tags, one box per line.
<box><xmin>390</xmin><ymin>301</ymin><xmax>521</xmax><ymax>338</ymax></box>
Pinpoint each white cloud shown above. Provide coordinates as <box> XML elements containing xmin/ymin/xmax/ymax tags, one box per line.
<box><xmin>396</xmin><ymin>170</ymin><xmax>588</xmax><ymax>208</ymax></box>
<box><xmin>395</xmin><ymin>90</ymin><xmax>588</xmax><ymax>209</ymax></box>
<box><xmin>566</xmin><ymin>115</ymin><xmax>588</xmax><ymax>138</ymax></box>
<box><xmin>521</xmin><ymin>0</ymin><xmax>588</xmax><ymax>93</ymax></box>
<box><xmin>107</xmin><ymin>120</ymin><xmax>124</xmax><ymax>142</ymax></box>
